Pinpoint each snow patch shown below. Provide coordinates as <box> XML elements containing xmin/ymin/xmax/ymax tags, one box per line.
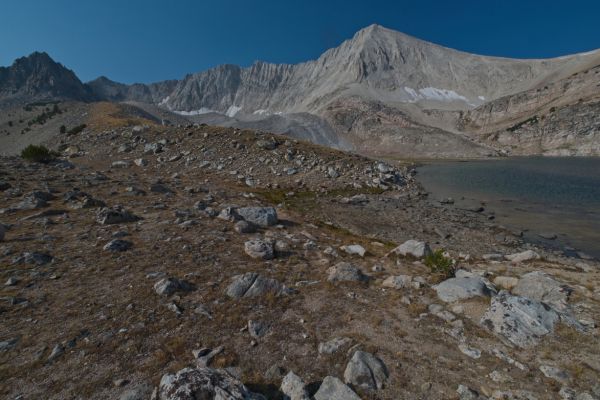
<box><xmin>478</xmin><ymin>96</ymin><xmax>485</xmax><ymax>101</ymax></box>
<box><xmin>253</xmin><ymin>109</ymin><xmax>269</xmax><ymax>115</ymax></box>
<box><xmin>173</xmin><ymin>108</ymin><xmax>215</xmax><ymax>116</ymax></box>
<box><xmin>226</xmin><ymin>105</ymin><xmax>242</xmax><ymax>117</ymax></box>
<box><xmin>404</xmin><ymin>87</ymin><xmax>471</xmax><ymax>104</ymax></box>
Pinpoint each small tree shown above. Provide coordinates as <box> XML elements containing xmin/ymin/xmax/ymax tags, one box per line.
<box><xmin>59</xmin><ymin>125</ymin><xmax>66</xmax><ymax>134</ymax></box>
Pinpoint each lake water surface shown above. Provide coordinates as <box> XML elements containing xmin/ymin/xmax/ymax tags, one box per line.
<box><xmin>417</xmin><ymin>157</ymin><xmax>600</xmax><ymax>260</ymax></box>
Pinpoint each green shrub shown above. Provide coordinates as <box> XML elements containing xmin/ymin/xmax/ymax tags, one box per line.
<box><xmin>20</xmin><ymin>144</ymin><xmax>55</xmax><ymax>163</ymax></box>
<box><xmin>424</xmin><ymin>249</ymin><xmax>455</xmax><ymax>279</ymax></box>
<box><xmin>59</xmin><ymin>125</ymin><xmax>66</xmax><ymax>134</ymax></box>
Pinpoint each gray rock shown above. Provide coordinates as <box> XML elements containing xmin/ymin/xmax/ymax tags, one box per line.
<box><xmin>433</xmin><ymin>276</ymin><xmax>495</xmax><ymax>303</ymax></box>
<box><xmin>103</xmin><ymin>239</ymin><xmax>132</xmax><ymax>252</ymax></box>
<box><xmin>539</xmin><ymin>365</ymin><xmax>570</xmax><ymax>384</ymax></box>
<box><xmin>236</xmin><ymin>207</ymin><xmax>278</xmax><ymax>227</ymax></box>
<box><xmin>154</xmin><ymin>278</ymin><xmax>192</xmax><ymax>296</ymax></box>
<box><xmin>5</xmin><ymin>276</ymin><xmax>18</xmax><ymax>286</ymax></box>
<box><xmin>111</xmin><ymin>160</ymin><xmax>131</xmax><ymax>169</ymax></box>
<box><xmin>248</xmin><ymin>320</ymin><xmax>269</xmax><ymax>339</ymax></box>
<box><xmin>318</xmin><ymin>337</ymin><xmax>352</xmax><ymax>355</ymax></box>
<box><xmin>391</xmin><ymin>240</ymin><xmax>432</xmax><ymax>258</ymax></box>
<box><xmin>382</xmin><ymin>275</ymin><xmax>412</xmax><ymax>289</ymax></box>
<box><xmin>13</xmin><ymin>252</ymin><xmax>53</xmax><ymax>265</ymax></box>
<box><xmin>97</xmin><ymin>206</ymin><xmax>140</xmax><ymax>225</ymax></box>
<box><xmin>264</xmin><ymin>365</ymin><xmax>286</xmax><ymax>382</ymax></box>
<box><xmin>481</xmin><ymin>291</ymin><xmax>560</xmax><ymax>347</ymax></box>
<box><xmin>226</xmin><ymin>273</ymin><xmax>287</xmax><ymax>298</ymax></box>
<box><xmin>47</xmin><ymin>343</ymin><xmax>64</xmax><ymax>362</ymax></box>
<box><xmin>340</xmin><ymin>244</ymin><xmax>366</xmax><ymax>257</ymax></box>
<box><xmin>280</xmin><ymin>371</ymin><xmax>310</xmax><ymax>400</ymax></box>
<box><xmin>234</xmin><ymin>220</ymin><xmax>257</xmax><ymax>234</ymax></box>
<box><xmin>457</xmin><ymin>384</ymin><xmax>483</xmax><ymax>400</ymax></box>
<box><xmin>344</xmin><ymin>350</ymin><xmax>389</xmax><ymax>390</ymax></box>
<box><xmin>314</xmin><ymin>376</ymin><xmax>361</xmax><ymax>400</ymax></box>
<box><xmin>244</xmin><ymin>239</ymin><xmax>274</xmax><ymax>260</ymax></box>
<box><xmin>134</xmin><ymin>158</ymin><xmax>148</xmax><ymax>167</ymax></box>
<box><xmin>327</xmin><ymin>262</ymin><xmax>368</xmax><ymax>283</ymax></box>
<box><xmin>513</xmin><ymin>271</ymin><xmax>571</xmax><ymax>312</ymax></box>
<box><xmin>505</xmin><ymin>250</ymin><xmax>540</xmax><ymax>263</ymax></box>
<box><xmin>156</xmin><ymin>367</ymin><xmax>264</xmax><ymax>400</ymax></box>
<box><xmin>151</xmin><ymin>183</ymin><xmax>173</xmax><ymax>194</ymax></box>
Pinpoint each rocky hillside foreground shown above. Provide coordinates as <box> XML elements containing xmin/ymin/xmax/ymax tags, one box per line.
<box><xmin>0</xmin><ymin>121</ymin><xmax>599</xmax><ymax>399</ymax></box>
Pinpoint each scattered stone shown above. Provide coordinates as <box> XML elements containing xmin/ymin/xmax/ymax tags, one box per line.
<box><xmin>97</xmin><ymin>206</ymin><xmax>140</xmax><ymax>225</ymax></box>
<box><xmin>154</xmin><ymin>278</ymin><xmax>192</xmax><ymax>296</ymax></box>
<box><xmin>156</xmin><ymin>367</ymin><xmax>264</xmax><ymax>400</ymax></box>
<box><xmin>540</xmin><ymin>365</ymin><xmax>570</xmax><ymax>383</ymax></box>
<box><xmin>247</xmin><ymin>320</ymin><xmax>269</xmax><ymax>339</ymax></box>
<box><xmin>226</xmin><ymin>272</ymin><xmax>287</xmax><ymax>298</ymax></box>
<box><xmin>344</xmin><ymin>350</ymin><xmax>389</xmax><ymax>390</ymax></box>
<box><xmin>481</xmin><ymin>291</ymin><xmax>560</xmax><ymax>347</ymax></box>
<box><xmin>234</xmin><ymin>220</ymin><xmax>257</xmax><ymax>234</ymax></box>
<box><xmin>458</xmin><ymin>343</ymin><xmax>481</xmax><ymax>359</ymax></box>
<box><xmin>111</xmin><ymin>160</ymin><xmax>131</xmax><ymax>169</ymax></box>
<box><xmin>390</xmin><ymin>240</ymin><xmax>432</xmax><ymax>258</ymax></box>
<box><xmin>280</xmin><ymin>371</ymin><xmax>310</xmax><ymax>400</ymax></box>
<box><xmin>314</xmin><ymin>376</ymin><xmax>361</xmax><ymax>400</ymax></box>
<box><xmin>134</xmin><ymin>158</ymin><xmax>148</xmax><ymax>167</ymax></box>
<box><xmin>505</xmin><ymin>250</ymin><xmax>540</xmax><ymax>263</ymax></box>
<box><xmin>340</xmin><ymin>244</ymin><xmax>366</xmax><ymax>257</ymax></box>
<box><xmin>236</xmin><ymin>207</ymin><xmax>278</xmax><ymax>227</ymax></box>
<box><xmin>434</xmin><ymin>276</ymin><xmax>495</xmax><ymax>303</ymax></box>
<box><xmin>118</xmin><ymin>384</ymin><xmax>153</xmax><ymax>400</ymax></box>
<box><xmin>103</xmin><ymin>239</ymin><xmax>132</xmax><ymax>252</ymax></box>
<box><xmin>382</xmin><ymin>275</ymin><xmax>412</xmax><ymax>289</ymax></box>
<box><xmin>318</xmin><ymin>337</ymin><xmax>352</xmax><ymax>355</ymax></box>
<box><xmin>244</xmin><ymin>239</ymin><xmax>274</xmax><ymax>260</ymax></box>
<box><xmin>47</xmin><ymin>343</ymin><xmax>64</xmax><ymax>362</ymax></box>
<box><xmin>457</xmin><ymin>384</ymin><xmax>483</xmax><ymax>400</ymax></box>
<box><xmin>150</xmin><ymin>183</ymin><xmax>173</xmax><ymax>194</ymax></box>
<box><xmin>13</xmin><ymin>252</ymin><xmax>53</xmax><ymax>265</ymax></box>
<box><xmin>5</xmin><ymin>276</ymin><xmax>18</xmax><ymax>286</ymax></box>
<box><xmin>327</xmin><ymin>262</ymin><xmax>368</xmax><ymax>283</ymax></box>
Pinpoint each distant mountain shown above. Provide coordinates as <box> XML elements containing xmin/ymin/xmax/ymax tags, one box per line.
<box><xmin>0</xmin><ymin>52</ymin><xmax>93</xmax><ymax>104</ymax></box>
<box><xmin>2</xmin><ymin>25</ymin><xmax>599</xmax><ymax>157</ymax></box>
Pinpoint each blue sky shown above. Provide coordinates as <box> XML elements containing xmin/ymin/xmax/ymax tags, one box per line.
<box><xmin>3</xmin><ymin>0</ymin><xmax>600</xmax><ymax>84</ymax></box>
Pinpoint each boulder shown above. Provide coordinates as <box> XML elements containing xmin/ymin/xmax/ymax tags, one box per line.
<box><xmin>513</xmin><ymin>271</ymin><xmax>571</xmax><ymax>312</ymax></box>
<box><xmin>244</xmin><ymin>240</ymin><xmax>274</xmax><ymax>260</ymax></box>
<box><xmin>236</xmin><ymin>207</ymin><xmax>278</xmax><ymax>227</ymax></box>
<box><xmin>226</xmin><ymin>273</ymin><xmax>287</xmax><ymax>298</ymax></box>
<box><xmin>96</xmin><ymin>206</ymin><xmax>140</xmax><ymax>225</ymax></box>
<box><xmin>480</xmin><ymin>291</ymin><xmax>560</xmax><ymax>347</ymax></box>
<box><xmin>156</xmin><ymin>367</ymin><xmax>264</xmax><ymax>400</ymax></box>
<box><xmin>154</xmin><ymin>278</ymin><xmax>192</xmax><ymax>296</ymax></box>
<box><xmin>434</xmin><ymin>276</ymin><xmax>495</xmax><ymax>303</ymax></box>
<box><xmin>314</xmin><ymin>376</ymin><xmax>361</xmax><ymax>400</ymax></box>
<box><xmin>505</xmin><ymin>250</ymin><xmax>540</xmax><ymax>263</ymax></box>
<box><xmin>103</xmin><ymin>239</ymin><xmax>132</xmax><ymax>252</ymax></box>
<box><xmin>344</xmin><ymin>350</ymin><xmax>389</xmax><ymax>390</ymax></box>
<box><xmin>391</xmin><ymin>240</ymin><xmax>432</xmax><ymax>258</ymax></box>
<box><xmin>382</xmin><ymin>275</ymin><xmax>412</xmax><ymax>289</ymax></box>
<box><xmin>340</xmin><ymin>244</ymin><xmax>366</xmax><ymax>257</ymax></box>
<box><xmin>327</xmin><ymin>262</ymin><xmax>368</xmax><ymax>283</ymax></box>
<box><xmin>280</xmin><ymin>371</ymin><xmax>310</xmax><ymax>400</ymax></box>
<box><xmin>234</xmin><ymin>220</ymin><xmax>257</xmax><ymax>234</ymax></box>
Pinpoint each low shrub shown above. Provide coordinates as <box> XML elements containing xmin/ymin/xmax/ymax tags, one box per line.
<box><xmin>424</xmin><ymin>249</ymin><xmax>455</xmax><ymax>279</ymax></box>
<box><xmin>20</xmin><ymin>144</ymin><xmax>55</xmax><ymax>163</ymax></box>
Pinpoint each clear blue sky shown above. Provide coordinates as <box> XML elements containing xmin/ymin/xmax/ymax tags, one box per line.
<box><xmin>3</xmin><ymin>0</ymin><xmax>600</xmax><ymax>84</ymax></box>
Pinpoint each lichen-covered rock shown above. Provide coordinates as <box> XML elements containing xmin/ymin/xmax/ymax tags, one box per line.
<box><xmin>343</xmin><ymin>350</ymin><xmax>389</xmax><ymax>390</ymax></box>
<box><xmin>382</xmin><ymin>275</ymin><xmax>412</xmax><ymax>289</ymax></box>
<box><xmin>391</xmin><ymin>240</ymin><xmax>432</xmax><ymax>258</ymax></box>
<box><xmin>327</xmin><ymin>262</ymin><xmax>368</xmax><ymax>283</ymax></box>
<box><xmin>434</xmin><ymin>276</ymin><xmax>495</xmax><ymax>303</ymax></box>
<box><xmin>156</xmin><ymin>367</ymin><xmax>264</xmax><ymax>400</ymax></box>
<box><xmin>154</xmin><ymin>277</ymin><xmax>192</xmax><ymax>296</ymax></box>
<box><xmin>314</xmin><ymin>376</ymin><xmax>361</xmax><ymax>400</ymax></box>
<box><xmin>96</xmin><ymin>206</ymin><xmax>140</xmax><ymax>225</ymax></box>
<box><xmin>226</xmin><ymin>272</ymin><xmax>287</xmax><ymax>298</ymax></box>
<box><xmin>236</xmin><ymin>207</ymin><xmax>278</xmax><ymax>227</ymax></box>
<box><xmin>480</xmin><ymin>291</ymin><xmax>560</xmax><ymax>347</ymax></box>
<box><xmin>244</xmin><ymin>239</ymin><xmax>274</xmax><ymax>260</ymax></box>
